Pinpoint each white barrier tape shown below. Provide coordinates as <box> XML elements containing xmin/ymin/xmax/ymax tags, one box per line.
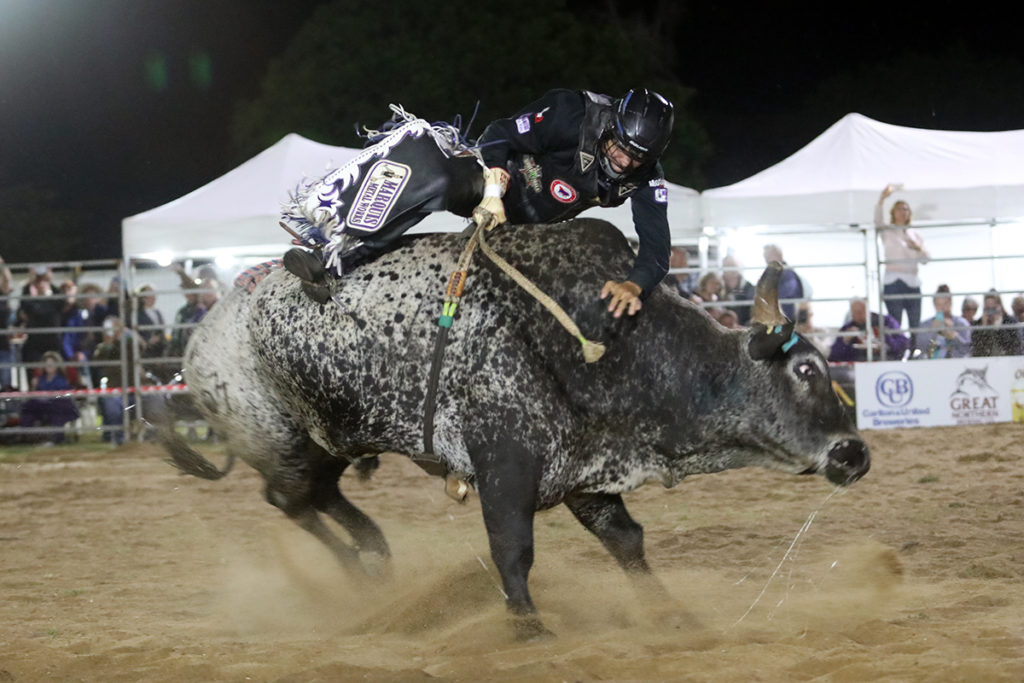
<box><xmin>0</xmin><ymin>384</ymin><xmax>189</xmax><ymax>399</ymax></box>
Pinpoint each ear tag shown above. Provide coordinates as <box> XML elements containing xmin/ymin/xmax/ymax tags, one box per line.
<box><xmin>781</xmin><ymin>332</ymin><xmax>799</xmax><ymax>353</ymax></box>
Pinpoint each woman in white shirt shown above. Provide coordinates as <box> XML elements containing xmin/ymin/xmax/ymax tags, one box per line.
<box><xmin>876</xmin><ymin>183</ymin><xmax>930</xmax><ymax>346</ymax></box>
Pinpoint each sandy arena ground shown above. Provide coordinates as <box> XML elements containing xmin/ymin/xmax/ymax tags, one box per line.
<box><xmin>1</xmin><ymin>422</ymin><xmax>1023</xmax><ymax>681</ymax></box>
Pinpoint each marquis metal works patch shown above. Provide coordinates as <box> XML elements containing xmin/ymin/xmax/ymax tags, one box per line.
<box><xmin>347</xmin><ymin>160</ymin><xmax>411</xmax><ymax>232</ymax></box>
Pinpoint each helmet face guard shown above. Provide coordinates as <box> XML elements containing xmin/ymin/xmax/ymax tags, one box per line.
<box><xmin>598</xmin><ymin>137</ymin><xmax>639</xmax><ymax>181</ymax></box>
<box><xmin>599</xmin><ymin>88</ymin><xmax>674</xmax><ymax>180</ymax></box>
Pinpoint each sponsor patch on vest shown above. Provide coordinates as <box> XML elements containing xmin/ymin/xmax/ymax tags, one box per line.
<box><xmin>520</xmin><ymin>155</ymin><xmax>543</xmax><ymax>194</ymax></box>
<box><xmin>579</xmin><ymin>151</ymin><xmax>595</xmax><ymax>173</ymax></box>
<box><xmin>346</xmin><ymin>160</ymin><xmax>411</xmax><ymax>232</ymax></box>
<box><xmin>655</xmin><ymin>187</ymin><xmax>668</xmax><ymax>203</ymax></box>
<box><xmin>516</xmin><ymin>115</ymin><xmax>531</xmax><ymax>134</ymax></box>
<box><xmin>550</xmin><ymin>179</ymin><xmax>578</xmax><ymax>204</ymax></box>
<box><xmin>534</xmin><ymin>107</ymin><xmax>549</xmax><ymax>123</ymax></box>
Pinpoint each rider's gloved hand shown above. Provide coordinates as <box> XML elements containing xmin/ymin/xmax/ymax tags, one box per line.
<box><xmin>472</xmin><ymin>167</ymin><xmax>510</xmax><ymax>231</ymax></box>
<box><xmin>600</xmin><ymin>280</ymin><xmax>643</xmax><ymax>318</ymax></box>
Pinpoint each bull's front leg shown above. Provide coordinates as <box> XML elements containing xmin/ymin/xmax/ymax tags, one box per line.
<box><xmin>565</xmin><ymin>492</ymin><xmax>670</xmax><ymax>599</ymax></box>
<box><xmin>473</xmin><ymin>445</ymin><xmax>553</xmax><ymax>641</ymax></box>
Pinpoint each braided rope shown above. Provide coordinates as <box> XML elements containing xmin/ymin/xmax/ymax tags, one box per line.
<box><xmin>476</xmin><ymin>226</ymin><xmax>606</xmax><ymax>363</ymax></box>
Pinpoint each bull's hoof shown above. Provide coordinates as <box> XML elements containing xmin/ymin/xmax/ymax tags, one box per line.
<box><xmin>512</xmin><ymin>615</ymin><xmax>555</xmax><ymax>642</ymax></box>
<box><xmin>358</xmin><ymin>550</ymin><xmax>393</xmax><ymax>580</ymax></box>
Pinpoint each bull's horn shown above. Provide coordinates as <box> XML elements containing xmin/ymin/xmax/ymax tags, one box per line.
<box><xmin>750</xmin><ymin>260</ymin><xmax>790</xmax><ymax>327</ymax></box>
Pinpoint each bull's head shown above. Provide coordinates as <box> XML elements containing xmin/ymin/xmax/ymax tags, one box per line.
<box><xmin>744</xmin><ymin>261</ymin><xmax>870</xmax><ymax>486</ymax></box>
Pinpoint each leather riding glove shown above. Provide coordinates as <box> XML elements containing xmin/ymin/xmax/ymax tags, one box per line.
<box><xmin>472</xmin><ymin>167</ymin><xmax>510</xmax><ymax>231</ymax></box>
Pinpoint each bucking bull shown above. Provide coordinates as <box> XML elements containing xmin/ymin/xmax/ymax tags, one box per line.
<box><xmin>160</xmin><ymin>218</ymin><xmax>869</xmax><ymax>640</ymax></box>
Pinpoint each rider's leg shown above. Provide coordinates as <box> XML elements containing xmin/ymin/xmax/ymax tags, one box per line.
<box><xmin>285</xmin><ymin>156</ymin><xmax>483</xmax><ymax>303</ymax></box>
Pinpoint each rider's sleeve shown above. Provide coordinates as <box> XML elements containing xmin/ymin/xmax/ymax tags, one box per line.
<box><xmin>628</xmin><ymin>177</ymin><xmax>671</xmax><ymax>299</ymax></box>
<box><xmin>477</xmin><ymin>89</ymin><xmax>584</xmax><ymax>168</ymax></box>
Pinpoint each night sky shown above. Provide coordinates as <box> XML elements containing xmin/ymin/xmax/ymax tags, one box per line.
<box><xmin>1</xmin><ymin>1</ymin><xmax>1021</xmax><ymax>262</ymax></box>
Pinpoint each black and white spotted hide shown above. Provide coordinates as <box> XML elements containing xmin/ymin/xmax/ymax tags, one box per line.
<box><xmin>168</xmin><ymin>218</ymin><xmax>869</xmax><ymax>640</ymax></box>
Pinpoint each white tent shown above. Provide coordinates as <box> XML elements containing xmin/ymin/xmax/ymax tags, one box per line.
<box><xmin>122</xmin><ymin>133</ymin><xmax>703</xmax><ymax>262</ymax></box>
<box><xmin>700</xmin><ymin>113</ymin><xmax>1024</xmax><ymax>329</ymax></box>
<box><xmin>702</xmin><ymin>112</ymin><xmax>1024</xmax><ymax>228</ymax></box>
<box><xmin>579</xmin><ymin>181</ymin><xmax>701</xmax><ymax>244</ymax></box>
<box><xmin>123</xmin><ymin>134</ymin><xmax>357</xmax><ymax>261</ymax></box>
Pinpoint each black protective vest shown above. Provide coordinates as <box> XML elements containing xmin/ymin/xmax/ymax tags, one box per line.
<box><xmin>501</xmin><ymin>91</ymin><xmax>647</xmax><ymax>225</ymax></box>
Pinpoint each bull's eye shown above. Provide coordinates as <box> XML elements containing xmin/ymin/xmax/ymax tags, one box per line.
<box><xmin>796</xmin><ymin>361</ymin><xmax>817</xmax><ymax>378</ymax></box>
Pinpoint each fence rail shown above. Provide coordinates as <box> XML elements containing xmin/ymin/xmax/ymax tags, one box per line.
<box><xmin>2</xmin><ymin>223</ymin><xmax>1022</xmax><ymax>442</ymax></box>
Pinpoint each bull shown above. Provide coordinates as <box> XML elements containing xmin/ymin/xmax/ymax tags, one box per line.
<box><xmin>161</xmin><ymin>218</ymin><xmax>869</xmax><ymax>640</ymax></box>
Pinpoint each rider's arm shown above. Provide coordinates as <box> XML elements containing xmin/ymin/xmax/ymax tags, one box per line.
<box><xmin>627</xmin><ymin>179</ymin><xmax>671</xmax><ymax>299</ymax></box>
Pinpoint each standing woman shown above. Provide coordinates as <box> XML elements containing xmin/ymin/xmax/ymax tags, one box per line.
<box><xmin>876</xmin><ymin>184</ymin><xmax>929</xmax><ymax>345</ymax></box>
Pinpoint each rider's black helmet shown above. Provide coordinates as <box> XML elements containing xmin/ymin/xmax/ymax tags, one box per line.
<box><xmin>599</xmin><ymin>88</ymin><xmax>674</xmax><ymax>180</ymax></box>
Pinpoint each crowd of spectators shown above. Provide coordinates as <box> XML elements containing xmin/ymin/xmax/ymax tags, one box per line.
<box><xmin>662</xmin><ymin>186</ymin><xmax>1022</xmax><ymax>364</ymax></box>
<box><xmin>665</xmin><ymin>242</ymin><xmax>1022</xmax><ymax>364</ymax></box>
<box><xmin>0</xmin><ymin>255</ymin><xmax>221</xmax><ymax>444</ymax></box>
<box><xmin>665</xmin><ymin>243</ymin><xmax>812</xmax><ymax>335</ymax></box>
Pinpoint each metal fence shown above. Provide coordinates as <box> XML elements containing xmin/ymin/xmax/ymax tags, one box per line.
<box><xmin>0</xmin><ymin>257</ymin><xmax>215</xmax><ymax>443</ymax></box>
<box><xmin>2</xmin><ymin>222</ymin><xmax>1022</xmax><ymax>443</ymax></box>
<box><xmin>673</xmin><ymin>218</ymin><xmax>1024</xmax><ymax>363</ymax></box>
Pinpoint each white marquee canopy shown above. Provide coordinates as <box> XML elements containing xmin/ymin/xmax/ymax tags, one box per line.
<box><xmin>702</xmin><ymin>113</ymin><xmax>1024</xmax><ymax>228</ymax></box>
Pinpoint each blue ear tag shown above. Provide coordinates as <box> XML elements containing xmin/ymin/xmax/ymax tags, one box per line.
<box><xmin>773</xmin><ymin>325</ymin><xmax>783</xmax><ymax>334</ymax></box>
<box><xmin>781</xmin><ymin>331</ymin><xmax>799</xmax><ymax>353</ymax></box>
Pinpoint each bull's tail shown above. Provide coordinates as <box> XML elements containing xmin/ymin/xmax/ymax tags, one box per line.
<box><xmin>147</xmin><ymin>391</ymin><xmax>235</xmax><ymax>480</ymax></box>
<box><xmin>159</xmin><ymin>427</ymin><xmax>236</xmax><ymax>480</ymax></box>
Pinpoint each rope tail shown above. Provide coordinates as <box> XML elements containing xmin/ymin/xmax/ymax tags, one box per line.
<box><xmin>476</xmin><ymin>227</ymin><xmax>606</xmax><ymax>363</ymax></box>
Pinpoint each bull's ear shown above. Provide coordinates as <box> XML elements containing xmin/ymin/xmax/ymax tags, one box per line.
<box><xmin>747</xmin><ymin>260</ymin><xmax>795</xmax><ymax>360</ymax></box>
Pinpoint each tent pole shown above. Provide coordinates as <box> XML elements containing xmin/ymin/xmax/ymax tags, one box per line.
<box><xmin>864</xmin><ymin>224</ymin><xmax>876</xmax><ymax>362</ymax></box>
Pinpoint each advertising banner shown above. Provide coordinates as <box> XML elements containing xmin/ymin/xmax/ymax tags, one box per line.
<box><xmin>854</xmin><ymin>356</ymin><xmax>1024</xmax><ymax>430</ymax></box>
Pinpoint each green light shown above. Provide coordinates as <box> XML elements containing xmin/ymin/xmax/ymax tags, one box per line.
<box><xmin>144</xmin><ymin>52</ymin><xmax>168</xmax><ymax>91</ymax></box>
<box><xmin>189</xmin><ymin>49</ymin><xmax>212</xmax><ymax>90</ymax></box>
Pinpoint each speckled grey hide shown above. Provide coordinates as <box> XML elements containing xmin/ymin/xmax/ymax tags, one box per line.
<box><xmin>183</xmin><ymin>218</ymin><xmax>864</xmax><ymax>508</ymax></box>
<box><xmin>175</xmin><ymin>217</ymin><xmax>868</xmax><ymax>636</ymax></box>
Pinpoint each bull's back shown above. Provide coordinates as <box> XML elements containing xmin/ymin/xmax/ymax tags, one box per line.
<box><xmin>242</xmin><ymin>219</ymin><xmax>641</xmax><ymax>454</ymax></box>
<box><xmin>248</xmin><ymin>219</ymin><xmax>634</xmax><ymax>385</ymax></box>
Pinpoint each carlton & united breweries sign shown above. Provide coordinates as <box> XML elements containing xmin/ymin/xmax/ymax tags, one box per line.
<box><xmin>853</xmin><ymin>356</ymin><xmax>1023</xmax><ymax>430</ymax></box>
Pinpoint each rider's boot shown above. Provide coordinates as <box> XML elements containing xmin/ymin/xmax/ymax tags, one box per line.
<box><xmin>283</xmin><ymin>248</ymin><xmax>332</xmax><ymax>304</ymax></box>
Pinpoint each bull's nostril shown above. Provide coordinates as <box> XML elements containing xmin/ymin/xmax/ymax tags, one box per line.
<box><xmin>825</xmin><ymin>440</ymin><xmax>871</xmax><ymax>485</ymax></box>
<box><xmin>829</xmin><ymin>440</ymin><xmax>868</xmax><ymax>468</ymax></box>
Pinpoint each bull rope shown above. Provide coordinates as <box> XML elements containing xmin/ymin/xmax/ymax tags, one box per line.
<box><xmin>422</xmin><ymin>221</ymin><xmax>606</xmax><ymax>454</ymax></box>
<box><xmin>422</xmin><ymin>223</ymin><xmax>483</xmax><ymax>457</ymax></box>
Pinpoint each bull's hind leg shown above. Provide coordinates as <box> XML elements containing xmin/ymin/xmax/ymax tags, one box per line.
<box><xmin>307</xmin><ymin>453</ymin><xmax>391</xmax><ymax>575</ymax></box>
<box><xmin>263</xmin><ymin>443</ymin><xmax>389</xmax><ymax>579</ymax></box>
<box><xmin>564</xmin><ymin>492</ymin><xmax>670</xmax><ymax>598</ymax></box>
<box><xmin>277</xmin><ymin>500</ymin><xmax>365</xmax><ymax>575</ymax></box>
